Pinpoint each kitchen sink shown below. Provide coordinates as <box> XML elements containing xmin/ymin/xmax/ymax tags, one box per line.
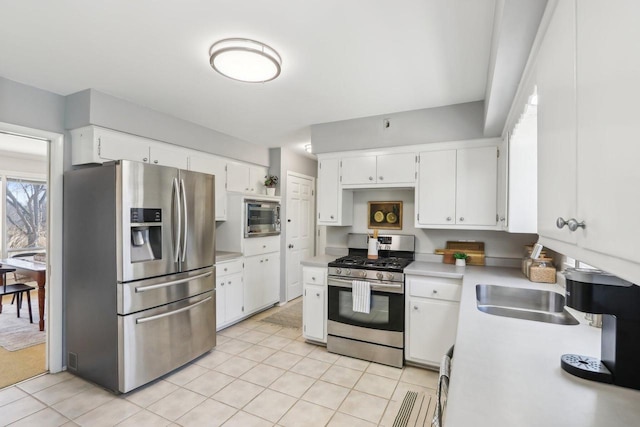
<box><xmin>475</xmin><ymin>284</ymin><xmax>579</xmax><ymax>325</ymax></box>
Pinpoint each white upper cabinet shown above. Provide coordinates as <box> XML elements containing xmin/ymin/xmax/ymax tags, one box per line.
<box><xmin>70</xmin><ymin>126</ymin><xmax>188</xmax><ymax>168</ymax></box>
<box><xmin>341</xmin><ymin>153</ymin><xmax>416</xmax><ymax>187</ymax></box>
<box><xmin>317</xmin><ymin>158</ymin><xmax>352</xmax><ymax>225</ymax></box>
<box><xmin>416</xmin><ymin>146</ymin><xmax>498</xmax><ymax>229</ymax></box>
<box><xmin>536</xmin><ymin>0</ymin><xmax>578</xmax><ymax>245</ymax></box>
<box><xmin>189</xmin><ymin>154</ymin><xmax>228</xmax><ymax>220</ymax></box>
<box><xmin>575</xmin><ymin>0</ymin><xmax>640</xmax><ymax>263</ymax></box>
<box><xmin>226</xmin><ymin>162</ymin><xmax>267</xmax><ymax>195</ymax></box>
<box><xmin>536</xmin><ymin>0</ymin><xmax>640</xmax><ymax>283</ymax></box>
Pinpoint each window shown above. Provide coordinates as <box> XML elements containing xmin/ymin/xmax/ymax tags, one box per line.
<box><xmin>5</xmin><ymin>178</ymin><xmax>47</xmax><ymax>252</ymax></box>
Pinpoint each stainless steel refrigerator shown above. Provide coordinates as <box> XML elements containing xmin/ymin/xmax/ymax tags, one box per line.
<box><xmin>64</xmin><ymin>160</ymin><xmax>216</xmax><ymax>393</ymax></box>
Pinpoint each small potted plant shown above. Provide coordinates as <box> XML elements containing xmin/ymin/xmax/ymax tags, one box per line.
<box><xmin>453</xmin><ymin>252</ymin><xmax>469</xmax><ymax>267</ymax></box>
<box><xmin>264</xmin><ymin>175</ymin><xmax>279</xmax><ymax>196</ymax></box>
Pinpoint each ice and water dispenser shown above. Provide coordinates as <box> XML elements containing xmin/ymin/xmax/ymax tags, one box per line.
<box><xmin>561</xmin><ymin>268</ymin><xmax>640</xmax><ymax>390</ymax></box>
<box><xmin>130</xmin><ymin>208</ymin><xmax>162</xmax><ymax>263</ymax></box>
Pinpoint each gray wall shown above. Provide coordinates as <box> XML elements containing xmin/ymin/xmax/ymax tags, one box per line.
<box><xmin>65</xmin><ymin>89</ymin><xmax>270</xmax><ymax>166</ymax></box>
<box><xmin>0</xmin><ymin>76</ymin><xmax>65</xmax><ymax>134</ymax></box>
<box><xmin>310</xmin><ymin>101</ymin><xmax>487</xmax><ymax>153</ymax></box>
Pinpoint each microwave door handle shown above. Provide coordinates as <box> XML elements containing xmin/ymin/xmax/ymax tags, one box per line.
<box><xmin>180</xmin><ymin>178</ymin><xmax>188</xmax><ymax>263</ymax></box>
<box><xmin>172</xmin><ymin>178</ymin><xmax>181</xmax><ymax>263</ymax></box>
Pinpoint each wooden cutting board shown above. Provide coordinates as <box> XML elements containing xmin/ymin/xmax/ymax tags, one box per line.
<box><xmin>435</xmin><ymin>241</ymin><xmax>486</xmax><ymax>266</ymax></box>
<box><xmin>445</xmin><ymin>241</ymin><xmax>485</xmax><ymax>252</ymax></box>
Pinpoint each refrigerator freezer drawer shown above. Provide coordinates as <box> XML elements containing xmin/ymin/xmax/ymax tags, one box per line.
<box><xmin>117</xmin><ymin>267</ymin><xmax>215</xmax><ymax>315</ymax></box>
<box><xmin>118</xmin><ymin>290</ymin><xmax>216</xmax><ymax>393</ymax></box>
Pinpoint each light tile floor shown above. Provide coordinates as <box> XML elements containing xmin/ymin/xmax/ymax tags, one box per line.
<box><xmin>0</xmin><ymin>303</ymin><xmax>438</xmax><ymax>426</ymax></box>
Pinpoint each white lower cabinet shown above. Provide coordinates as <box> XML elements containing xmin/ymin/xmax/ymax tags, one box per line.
<box><xmin>216</xmin><ymin>258</ymin><xmax>244</xmax><ymax>330</ymax></box>
<box><xmin>302</xmin><ymin>267</ymin><xmax>327</xmax><ymax>343</ymax></box>
<box><xmin>244</xmin><ymin>252</ymin><xmax>280</xmax><ymax>314</ymax></box>
<box><xmin>405</xmin><ymin>274</ymin><xmax>462</xmax><ymax>367</ymax></box>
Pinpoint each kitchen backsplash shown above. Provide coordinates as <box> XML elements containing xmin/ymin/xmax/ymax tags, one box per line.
<box><xmin>324</xmin><ymin>189</ymin><xmax>537</xmax><ymax>259</ymax></box>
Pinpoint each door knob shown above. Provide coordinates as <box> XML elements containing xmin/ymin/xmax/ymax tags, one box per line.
<box><xmin>288</xmin><ymin>244</ymin><xmax>294</xmax><ymax>249</ymax></box>
<box><xmin>556</xmin><ymin>217</ymin><xmax>568</xmax><ymax>229</ymax></box>
<box><xmin>287</xmin><ymin>219</ymin><xmax>292</xmax><ymax>223</ymax></box>
<box><xmin>567</xmin><ymin>218</ymin><xmax>586</xmax><ymax>231</ymax></box>
<box><xmin>154</xmin><ymin>160</ymin><xmax>158</xmax><ymax>164</ymax></box>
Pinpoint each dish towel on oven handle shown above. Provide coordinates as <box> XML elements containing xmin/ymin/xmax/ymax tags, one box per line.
<box><xmin>352</xmin><ymin>280</ymin><xmax>371</xmax><ymax>314</ymax></box>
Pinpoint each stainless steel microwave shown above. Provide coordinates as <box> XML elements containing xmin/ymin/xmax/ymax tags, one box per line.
<box><xmin>245</xmin><ymin>199</ymin><xmax>281</xmax><ymax>237</ymax></box>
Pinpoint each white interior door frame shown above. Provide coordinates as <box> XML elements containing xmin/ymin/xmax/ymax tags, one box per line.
<box><xmin>0</xmin><ymin>121</ymin><xmax>64</xmax><ymax>373</ymax></box>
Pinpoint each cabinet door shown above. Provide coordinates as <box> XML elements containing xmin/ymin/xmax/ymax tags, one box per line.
<box><xmin>98</xmin><ymin>129</ymin><xmax>150</xmax><ymax>163</ymax></box>
<box><xmin>227</xmin><ymin>163</ymin><xmax>250</xmax><ymax>193</ymax></box>
<box><xmin>243</xmin><ymin>255</ymin><xmax>264</xmax><ymax>314</ymax></box>
<box><xmin>318</xmin><ymin>159</ymin><xmax>339</xmax><ymax>223</ymax></box>
<box><xmin>225</xmin><ymin>272</ymin><xmax>244</xmax><ymax>322</ymax></box>
<box><xmin>377</xmin><ymin>153</ymin><xmax>416</xmax><ymax>184</ymax></box>
<box><xmin>407</xmin><ymin>298</ymin><xmax>459</xmax><ymax>366</ymax></box>
<box><xmin>456</xmin><ymin>146</ymin><xmax>498</xmax><ymax>226</ymax></box>
<box><xmin>249</xmin><ymin>166</ymin><xmax>266</xmax><ymax>194</ymax></box>
<box><xmin>263</xmin><ymin>252</ymin><xmax>280</xmax><ymax>305</ymax></box>
<box><xmin>303</xmin><ymin>284</ymin><xmax>326</xmax><ymax>342</ymax></box>
<box><xmin>149</xmin><ymin>145</ymin><xmax>189</xmax><ymax>169</ymax></box>
<box><xmin>341</xmin><ymin>156</ymin><xmax>377</xmax><ymax>185</ymax></box>
<box><xmin>576</xmin><ymin>0</ymin><xmax>640</xmax><ymax>262</ymax></box>
<box><xmin>189</xmin><ymin>155</ymin><xmax>228</xmax><ymax>220</ymax></box>
<box><xmin>216</xmin><ymin>277</ymin><xmax>227</xmax><ymax>327</ymax></box>
<box><xmin>536</xmin><ymin>0</ymin><xmax>578</xmax><ymax>244</ymax></box>
<box><xmin>416</xmin><ymin>150</ymin><xmax>456</xmax><ymax>226</ymax></box>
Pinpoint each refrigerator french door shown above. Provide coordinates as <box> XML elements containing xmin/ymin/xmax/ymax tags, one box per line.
<box><xmin>64</xmin><ymin>160</ymin><xmax>216</xmax><ymax>393</ymax></box>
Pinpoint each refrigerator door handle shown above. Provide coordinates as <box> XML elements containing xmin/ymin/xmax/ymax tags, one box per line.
<box><xmin>172</xmin><ymin>178</ymin><xmax>182</xmax><ymax>263</ymax></box>
<box><xmin>180</xmin><ymin>178</ymin><xmax>188</xmax><ymax>263</ymax></box>
<box><xmin>135</xmin><ymin>296</ymin><xmax>212</xmax><ymax>324</ymax></box>
<box><xmin>134</xmin><ymin>271</ymin><xmax>213</xmax><ymax>293</ymax></box>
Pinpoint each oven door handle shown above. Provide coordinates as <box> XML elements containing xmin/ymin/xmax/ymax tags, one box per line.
<box><xmin>328</xmin><ymin>277</ymin><xmax>403</xmax><ymax>292</ymax></box>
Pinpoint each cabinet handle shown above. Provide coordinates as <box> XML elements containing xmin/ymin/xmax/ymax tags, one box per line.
<box><xmin>224</xmin><ymin>268</ymin><xmax>228</xmax><ymax>272</ymax></box>
<box><xmin>316</xmin><ymin>293</ymin><xmax>320</xmax><ymax>297</ymax></box>
<box><xmin>500</xmin><ymin>217</ymin><xmax>505</xmax><ymax>222</ymax></box>
<box><xmin>379</xmin><ymin>176</ymin><xmax>384</xmax><ymax>181</ymax></box>
<box><xmin>567</xmin><ymin>218</ymin><xmax>586</xmax><ymax>232</ymax></box>
<box><xmin>330</xmin><ymin>215</ymin><xmax>334</xmax><ymax>219</ymax></box>
<box><xmin>459</xmin><ymin>217</ymin><xmax>464</xmax><ymax>222</ymax></box>
<box><xmin>446</xmin><ymin>217</ymin><xmax>452</xmax><ymax>221</ymax></box>
<box><xmin>154</xmin><ymin>160</ymin><xmax>158</xmax><ymax>164</ymax></box>
<box><xmin>265</xmin><ymin>258</ymin><xmax>269</xmax><ymax>262</ymax></box>
<box><xmin>556</xmin><ymin>217</ymin><xmax>568</xmax><ymax>229</ymax></box>
<box><xmin>311</xmin><ymin>277</ymin><xmax>316</xmax><ymax>281</ymax></box>
<box><xmin>220</xmin><ymin>282</ymin><xmax>224</xmax><ymax>287</ymax></box>
<box><xmin>288</xmin><ymin>244</ymin><xmax>294</xmax><ymax>249</ymax></box>
<box><xmin>251</xmin><ymin>188</ymin><xmax>254</xmax><ymax>191</ymax></box>
<box><xmin>260</xmin><ymin>260</ymin><xmax>264</xmax><ymax>263</ymax></box>
<box><xmin>369</xmin><ymin>176</ymin><xmax>373</xmax><ymax>181</ymax></box>
<box><xmin>228</xmin><ymin>280</ymin><xmax>232</xmax><ymax>285</ymax></box>
<box><xmin>143</xmin><ymin>157</ymin><xmax>148</xmax><ymax>162</ymax></box>
<box><xmin>245</xmin><ymin>188</ymin><xmax>249</xmax><ymax>191</ymax></box>
<box><xmin>432</xmin><ymin>289</ymin><xmax>438</xmax><ymax>294</ymax></box>
<box><xmin>413</xmin><ymin>306</ymin><xmax>418</xmax><ymax>310</ymax></box>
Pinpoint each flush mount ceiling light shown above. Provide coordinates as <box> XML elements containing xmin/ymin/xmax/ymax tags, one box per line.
<box><xmin>209</xmin><ymin>38</ymin><xmax>282</xmax><ymax>83</ymax></box>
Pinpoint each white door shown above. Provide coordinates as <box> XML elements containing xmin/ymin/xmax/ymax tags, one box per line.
<box><xmin>341</xmin><ymin>156</ymin><xmax>377</xmax><ymax>185</ymax></box>
<box><xmin>536</xmin><ymin>0</ymin><xmax>578</xmax><ymax>244</ymax></box>
<box><xmin>286</xmin><ymin>173</ymin><xmax>315</xmax><ymax>301</ymax></box>
<box><xmin>456</xmin><ymin>146</ymin><xmax>498</xmax><ymax>226</ymax></box>
<box><xmin>377</xmin><ymin>153</ymin><xmax>416</xmax><ymax>184</ymax></box>
<box><xmin>417</xmin><ymin>150</ymin><xmax>456</xmax><ymax>226</ymax></box>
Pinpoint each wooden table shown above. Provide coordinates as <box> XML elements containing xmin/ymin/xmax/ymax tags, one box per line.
<box><xmin>0</xmin><ymin>258</ymin><xmax>47</xmax><ymax>331</ymax></box>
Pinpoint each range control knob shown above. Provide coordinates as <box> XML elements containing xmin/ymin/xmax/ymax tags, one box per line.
<box><xmin>386</xmin><ymin>273</ymin><xmax>395</xmax><ymax>281</ymax></box>
<box><xmin>345</xmin><ymin>269</ymin><xmax>351</xmax><ymax>276</ymax></box>
<box><xmin>360</xmin><ymin>271</ymin><xmax>367</xmax><ymax>278</ymax></box>
<box><xmin>335</xmin><ymin>268</ymin><xmax>342</xmax><ymax>275</ymax></box>
<box><xmin>376</xmin><ymin>272</ymin><xmax>384</xmax><ymax>280</ymax></box>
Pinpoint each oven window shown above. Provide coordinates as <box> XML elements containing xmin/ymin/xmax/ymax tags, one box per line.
<box><xmin>248</xmin><ymin>206</ymin><xmax>275</xmax><ymax>225</ymax></box>
<box><xmin>328</xmin><ymin>286</ymin><xmax>404</xmax><ymax>332</ymax></box>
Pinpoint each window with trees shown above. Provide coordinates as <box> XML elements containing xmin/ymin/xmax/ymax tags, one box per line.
<box><xmin>5</xmin><ymin>178</ymin><xmax>47</xmax><ymax>252</ymax></box>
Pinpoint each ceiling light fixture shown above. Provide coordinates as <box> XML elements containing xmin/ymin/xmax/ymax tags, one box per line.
<box><xmin>209</xmin><ymin>38</ymin><xmax>282</xmax><ymax>83</ymax></box>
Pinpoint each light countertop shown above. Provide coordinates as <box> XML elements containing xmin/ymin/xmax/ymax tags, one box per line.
<box><xmin>301</xmin><ymin>254</ymin><xmax>337</xmax><ymax>268</ymax></box>
<box><xmin>215</xmin><ymin>251</ymin><xmax>243</xmax><ymax>263</ymax></box>
<box><xmin>405</xmin><ymin>262</ymin><xmax>640</xmax><ymax>426</ymax></box>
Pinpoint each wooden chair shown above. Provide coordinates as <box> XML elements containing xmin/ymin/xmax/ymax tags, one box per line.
<box><xmin>0</xmin><ymin>267</ymin><xmax>34</xmax><ymax>323</ymax></box>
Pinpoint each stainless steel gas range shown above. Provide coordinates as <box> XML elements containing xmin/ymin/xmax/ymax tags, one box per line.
<box><xmin>327</xmin><ymin>234</ymin><xmax>415</xmax><ymax>368</ymax></box>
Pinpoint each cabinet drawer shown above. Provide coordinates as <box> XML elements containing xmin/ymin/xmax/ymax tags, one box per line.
<box><xmin>303</xmin><ymin>268</ymin><xmax>326</xmax><ymax>286</ymax></box>
<box><xmin>217</xmin><ymin>259</ymin><xmax>242</xmax><ymax>277</ymax></box>
<box><xmin>244</xmin><ymin>235</ymin><xmax>280</xmax><ymax>256</ymax></box>
<box><xmin>408</xmin><ymin>277</ymin><xmax>462</xmax><ymax>302</ymax></box>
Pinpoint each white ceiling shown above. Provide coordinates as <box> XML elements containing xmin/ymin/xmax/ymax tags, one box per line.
<box><xmin>0</xmin><ymin>0</ymin><xmax>497</xmax><ymax>151</ymax></box>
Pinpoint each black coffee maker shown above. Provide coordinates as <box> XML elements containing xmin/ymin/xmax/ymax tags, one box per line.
<box><xmin>562</xmin><ymin>268</ymin><xmax>640</xmax><ymax>390</ymax></box>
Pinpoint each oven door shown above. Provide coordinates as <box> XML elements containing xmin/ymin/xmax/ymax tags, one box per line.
<box><xmin>327</xmin><ymin>277</ymin><xmax>404</xmax><ymax>332</ymax></box>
